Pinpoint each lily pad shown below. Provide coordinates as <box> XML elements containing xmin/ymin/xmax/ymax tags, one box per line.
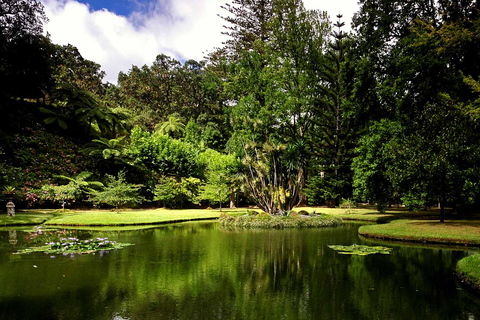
<box><xmin>328</xmin><ymin>244</ymin><xmax>393</xmax><ymax>256</ymax></box>
<box><xmin>14</xmin><ymin>237</ymin><xmax>133</xmax><ymax>255</ymax></box>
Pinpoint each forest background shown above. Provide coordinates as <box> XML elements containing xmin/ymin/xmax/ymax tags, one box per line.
<box><xmin>1</xmin><ymin>0</ymin><xmax>480</xmax><ymax>221</ymax></box>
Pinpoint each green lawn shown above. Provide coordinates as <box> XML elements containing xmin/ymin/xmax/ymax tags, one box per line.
<box><xmin>456</xmin><ymin>254</ymin><xmax>480</xmax><ymax>293</ymax></box>
<box><xmin>0</xmin><ymin>211</ymin><xmax>54</xmax><ymax>227</ymax></box>
<box><xmin>44</xmin><ymin>208</ymin><xmax>244</xmax><ymax>226</ymax></box>
<box><xmin>296</xmin><ymin>206</ymin><xmax>407</xmax><ymax>222</ymax></box>
<box><xmin>358</xmin><ymin>219</ymin><xmax>480</xmax><ymax>245</ymax></box>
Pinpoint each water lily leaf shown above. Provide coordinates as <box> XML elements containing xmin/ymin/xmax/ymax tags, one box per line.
<box><xmin>14</xmin><ymin>238</ymin><xmax>133</xmax><ymax>256</ymax></box>
<box><xmin>328</xmin><ymin>244</ymin><xmax>393</xmax><ymax>256</ymax></box>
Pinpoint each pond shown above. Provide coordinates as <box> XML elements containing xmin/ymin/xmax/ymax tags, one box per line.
<box><xmin>0</xmin><ymin>222</ymin><xmax>479</xmax><ymax>320</ymax></box>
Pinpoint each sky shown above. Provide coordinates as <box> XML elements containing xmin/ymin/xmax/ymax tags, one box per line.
<box><xmin>41</xmin><ymin>0</ymin><xmax>360</xmax><ymax>84</ymax></box>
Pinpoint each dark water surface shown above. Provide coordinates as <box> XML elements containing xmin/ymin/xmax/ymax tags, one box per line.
<box><xmin>0</xmin><ymin>222</ymin><xmax>479</xmax><ymax>320</ymax></box>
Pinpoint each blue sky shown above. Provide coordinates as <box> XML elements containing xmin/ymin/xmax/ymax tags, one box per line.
<box><xmin>75</xmin><ymin>0</ymin><xmax>138</xmax><ymax>16</ymax></box>
<box><xmin>41</xmin><ymin>0</ymin><xmax>360</xmax><ymax>83</ymax></box>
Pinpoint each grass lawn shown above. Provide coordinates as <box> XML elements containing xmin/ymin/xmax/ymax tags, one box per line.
<box><xmin>43</xmin><ymin>208</ymin><xmax>245</xmax><ymax>226</ymax></box>
<box><xmin>296</xmin><ymin>206</ymin><xmax>411</xmax><ymax>222</ymax></box>
<box><xmin>456</xmin><ymin>254</ymin><xmax>480</xmax><ymax>293</ymax></box>
<box><xmin>358</xmin><ymin>219</ymin><xmax>480</xmax><ymax>246</ymax></box>
<box><xmin>0</xmin><ymin>211</ymin><xmax>54</xmax><ymax>227</ymax></box>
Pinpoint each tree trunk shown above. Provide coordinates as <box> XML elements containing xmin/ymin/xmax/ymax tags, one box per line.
<box><xmin>440</xmin><ymin>198</ymin><xmax>445</xmax><ymax>223</ymax></box>
<box><xmin>230</xmin><ymin>190</ymin><xmax>236</xmax><ymax>208</ymax></box>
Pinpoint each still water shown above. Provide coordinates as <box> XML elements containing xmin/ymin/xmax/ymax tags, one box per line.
<box><xmin>0</xmin><ymin>222</ymin><xmax>479</xmax><ymax>320</ymax></box>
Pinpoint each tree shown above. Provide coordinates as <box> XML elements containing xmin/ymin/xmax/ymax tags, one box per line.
<box><xmin>239</xmin><ymin>141</ymin><xmax>284</xmax><ymax>214</ymax></box>
<box><xmin>224</xmin><ymin>0</ymin><xmax>331</xmax><ymax>212</ymax></box>
<box><xmin>348</xmin><ymin>0</ymin><xmax>480</xmax><ymax>219</ymax></box>
<box><xmin>198</xmin><ymin>149</ymin><xmax>239</xmax><ymax>210</ymax></box>
<box><xmin>41</xmin><ymin>85</ymin><xmax>102</xmax><ymax>133</ymax></box>
<box><xmin>113</xmin><ymin>54</ymin><xmax>227</xmax><ymax>137</ymax></box>
<box><xmin>81</xmin><ymin>136</ymin><xmax>127</xmax><ymax>175</ymax></box>
<box><xmin>0</xmin><ymin>0</ymin><xmax>53</xmax><ymax>101</ymax></box>
<box><xmin>153</xmin><ymin>176</ymin><xmax>201</xmax><ymax>209</ymax></box>
<box><xmin>0</xmin><ymin>0</ymin><xmax>47</xmax><ymax>42</ymax></box>
<box><xmin>310</xmin><ymin>14</ymin><xmax>354</xmax><ymax>206</ymax></box>
<box><xmin>352</xmin><ymin>119</ymin><xmax>402</xmax><ymax>212</ymax></box>
<box><xmin>155</xmin><ymin>114</ymin><xmax>185</xmax><ymax>138</ymax></box>
<box><xmin>51</xmin><ymin>44</ymin><xmax>105</xmax><ymax>95</ymax></box>
<box><xmin>219</xmin><ymin>0</ymin><xmax>274</xmax><ymax>58</ymax></box>
<box><xmin>127</xmin><ymin>127</ymin><xmax>201</xmax><ymax>178</ymax></box>
<box><xmin>87</xmin><ymin>136</ymin><xmax>126</xmax><ymax>160</ymax></box>
<box><xmin>90</xmin><ymin>171</ymin><xmax>143</xmax><ymax>212</ymax></box>
<box><xmin>200</xmin><ymin>181</ymin><xmax>230</xmax><ymax>211</ymax></box>
<box><xmin>390</xmin><ymin>97</ymin><xmax>480</xmax><ymax>221</ymax></box>
<box><xmin>41</xmin><ymin>171</ymin><xmax>103</xmax><ymax>210</ymax></box>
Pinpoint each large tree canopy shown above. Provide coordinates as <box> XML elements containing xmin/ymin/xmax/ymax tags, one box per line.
<box><xmin>0</xmin><ymin>0</ymin><xmax>47</xmax><ymax>42</ymax></box>
<box><xmin>1</xmin><ymin>0</ymin><xmax>480</xmax><ymax>217</ymax></box>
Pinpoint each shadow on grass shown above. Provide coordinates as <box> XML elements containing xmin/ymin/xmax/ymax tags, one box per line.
<box><xmin>406</xmin><ymin>220</ymin><xmax>480</xmax><ymax>228</ymax></box>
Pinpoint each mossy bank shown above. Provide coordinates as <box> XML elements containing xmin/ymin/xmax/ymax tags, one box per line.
<box><xmin>219</xmin><ymin>213</ymin><xmax>342</xmax><ymax>228</ymax></box>
<box><xmin>456</xmin><ymin>254</ymin><xmax>480</xmax><ymax>294</ymax></box>
<box><xmin>358</xmin><ymin>219</ymin><xmax>480</xmax><ymax>246</ymax></box>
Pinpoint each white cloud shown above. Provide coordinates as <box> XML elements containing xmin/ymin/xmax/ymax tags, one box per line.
<box><xmin>41</xmin><ymin>0</ymin><xmax>359</xmax><ymax>84</ymax></box>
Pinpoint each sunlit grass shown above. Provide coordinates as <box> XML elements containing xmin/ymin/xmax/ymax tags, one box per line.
<box><xmin>296</xmin><ymin>206</ymin><xmax>402</xmax><ymax>222</ymax></box>
<box><xmin>358</xmin><ymin>219</ymin><xmax>480</xmax><ymax>245</ymax></box>
<box><xmin>456</xmin><ymin>254</ymin><xmax>480</xmax><ymax>292</ymax></box>
<box><xmin>44</xmin><ymin>208</ymin><xmax>249</xmax><ymax>226</ymax></box>
<box><xmin>0</xmin><ymin>211</ymin><xmax>54</xmax><ymax>227</ymax></box>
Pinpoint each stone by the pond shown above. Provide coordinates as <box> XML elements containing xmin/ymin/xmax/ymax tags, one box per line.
<box><xmin>6</xmin><ymin>201</ymin><xmax>15</xmax><ymax>217</ymax></box>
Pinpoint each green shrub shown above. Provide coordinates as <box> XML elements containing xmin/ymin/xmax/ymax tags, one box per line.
<box><xmin>90</xmin><ymin>171</ymin><xmax>143</xmax><ymax>212</ymax></box>
<box><xmin>153</xmin><ymin>176</ymin><xmax>200</xmax><ymax>208</ymax></box>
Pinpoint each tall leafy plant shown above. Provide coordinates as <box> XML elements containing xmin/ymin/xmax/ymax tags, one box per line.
<box><xmin>90</xmin><ymin>171</ymin><xmax>143</xmax><ymax>212</ymax></box>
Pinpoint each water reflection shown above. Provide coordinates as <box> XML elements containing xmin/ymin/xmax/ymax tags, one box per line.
<box><xmin>0</xmin><ymin>222</ymin><xmax>478</xmax><ymax>320</ymax></box>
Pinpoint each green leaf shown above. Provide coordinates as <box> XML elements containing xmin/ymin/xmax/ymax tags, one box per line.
<box><xmin>58</xmin><ymin>119</ymin><xmax>68</xmax><ymax>130</ymax></box>
<box><xmin>44</xmin><ymin>117</ymin><xmax>57</xmax><ymax>124</ymax></box>
<box><xmin>39</xmin><ymin>107</ymin><xmax>56</xmax><ymax>115</ymax></box>
<box><xmin>103</xmin><ymin>149</ymin><xmax>112</xmax><ymax>159</ymax></box>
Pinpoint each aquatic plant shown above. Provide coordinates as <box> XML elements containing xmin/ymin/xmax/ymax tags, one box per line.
<box><xmin>14</xmin><ymin>237</ymin><xmax>132</xmax><ymax>255</ymax></box>
<box><xmin>328</xmin><ymin>244</ymin><xmax>393</xmax><ymax>256</ymax></box>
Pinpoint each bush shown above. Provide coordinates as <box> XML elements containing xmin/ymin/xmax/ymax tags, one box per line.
<box><xmin>90</xmin><ymin>171</ymin><xmax>143</xmax><ymax>212</ymax></box>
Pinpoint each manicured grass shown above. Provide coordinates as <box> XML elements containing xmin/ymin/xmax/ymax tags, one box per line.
<box><xmin>0</xmin><ymin>211</ymin><xmax>54</xmax><ymax>227</ymax></box>
<box><xmin>296</xmin><ymin>206</ymin><xmax>402</xmax><ymax>222</ymax></box>
<box><xmin>456</xmin><ymin>254</ymin><xmax>480</xmax><ymax>293</ymax></box>
<box><xmin>358</xmin><ymin>219</ymin><xmax>480</xmax><ymax>246</ymax></box>
<box><xmin>219</xmin><ymin>213</ymin><xmax>342</xmax><ymax>228</ymax></box>
<box><xmin>44</xmin><ymin>208</ymin><xmax>241</xmax><ymax>226</ymax></box>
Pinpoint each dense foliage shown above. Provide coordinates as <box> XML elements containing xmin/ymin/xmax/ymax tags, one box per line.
<box><xmin>1</xmin><ymin>0</ymin><xmax>480</xmax><ymax>219</ymax></box>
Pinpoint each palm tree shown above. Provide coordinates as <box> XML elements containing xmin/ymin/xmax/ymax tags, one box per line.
<box><xmin>83</xmin><ymin>136</ymin><xmax>126</xmax><ymax>173</ymax></box>
<box><xmin>155</xmin><ymin>115</ymin><xmax>185</xmax><ymax>138</ymax></box>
